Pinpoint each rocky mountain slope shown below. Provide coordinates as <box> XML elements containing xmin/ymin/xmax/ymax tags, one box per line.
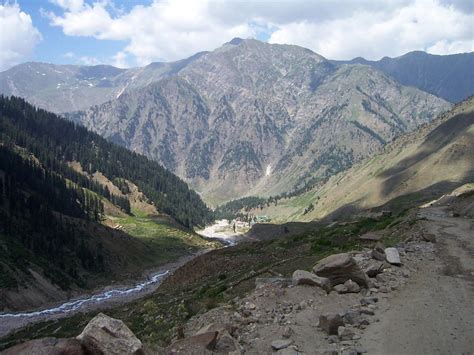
<box><xmin>333</xmin><ymin>51</ymin><xmax>474</xmax><ymax>103</ymax></box>
<box><xmin>252</xmin><ymin>96</ymin><xmax>474</xmax><ymax>222</ymax></box>
<box><xmin>0</xmin><ymin>52</ymin><xmax>208</xmax><ymax>114</ymax></box>
<box><xmin>67</xmin><ymin>39</ymin><xmax>449</xmax><ymax>204</ymax></box>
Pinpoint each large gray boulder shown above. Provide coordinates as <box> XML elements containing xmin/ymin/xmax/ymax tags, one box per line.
<box><xmin>292</xmin><ymin>270</ymin><xmax>332</xmax><ymax>292</ymax></box>
<box><xmin>313</xmin><ymin>253</ymin><xmax>368</xmax><ymax>288</ymax></box>
<box><xmin>77</xmin><ymin>313</ymin><xmax>144</xmax><ymax>355</ymax></box>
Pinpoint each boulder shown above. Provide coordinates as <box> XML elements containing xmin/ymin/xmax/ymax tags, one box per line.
<box><xmin>167</xmin><ymin>331</ymin><xmax>218</xmax><ymax>354</ymax></box>
<box><xmin>384</xmin><ymin>247</ymin><xmax>401</xmax><ymax>265</ymax></box>
<box><xmin>344</xmin><ymin>280</ymin><xmax>361</xmax><ymax>293</ymax></box>
<box><xmin>271</xmin><ymin>339</ymin><xmax>293</xmax><ymax>350</ymax></box>
<box><xmin>313</xmin><ymin>253</ymin><xmax>368</xmax><ymax>288</ymax></box>
<box><xmin>371</xmin><ymin>243</ymin><xmax>386</xmax><ymax>261</ymax></box>
<box><xmin>343</xmin><ymin>310</ymin><xmax>363</xmax><ymax>326</ymax></box>
<box><xmin>338</xmin><ymin>326</ymin><xmax>355</xmax><ymax>341</ymax></box>
<box><xmin>292</xmin><ymin>270</ymin><xmax>332</xmax><ymax>292</ymax></box>
<box><xmin>77</xmin><ymin>313</ymin><xmax>144</xmax><ymax>355</ymax></box>
<box><xmin>3</xmin><ymin>337</ymin><xmax>84</xmax><ymax>355</ymax></box>
<box><xmin>333</xmin><ymin>284</ymin><xmax>348</xmax><ymax>293</ymax></box>
<box><xmin>319</xmin><ymin>313</ymin><xmax>344</xmax><ymax>335</ymax></box>
<box><xmin>214</xmin><ymin>330</ymin><xmax>240</xmax><ymax>353</ymax></box>
<box><xmin>365</xmin><ymin>263</ymin><xmax>384</xmax><ymax>278</ymax></box>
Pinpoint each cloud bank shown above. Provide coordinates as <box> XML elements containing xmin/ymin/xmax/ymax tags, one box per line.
<box><xmin>0</xmin><ymin>3</ymin><xmax>42</xmax><ymax>71</ymax></box>
<box><xmin>4</xmin><ymin>0</ymin><xmax>473</xmax><ymax>70</ymax></box>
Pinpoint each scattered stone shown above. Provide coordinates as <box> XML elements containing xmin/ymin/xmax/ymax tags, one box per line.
<box><xmin>214</xmin><ymin>330</ymin><xmax>240</xmax><ymax>353</ymax></box>
<box><xmin>344</xmin><ymin>280</ymin><xmax>361</xmax><ymax>293</ymax></box>
<box><xmin>338</xmin><ymin>326</ymin><xmax>355</xmax><ymax>341</ymax></box>
<box><xmin>256</xmin><ymin>277</ymin><xmax>291</xmax><ymax>288</ymax></box>
<box><xmin>282</xmin><ymin>326</ymin><xmax>294</xmax><ymax>339</ymax></box>
<box><xmin>195</xmin><ymin>322</ymin><xmax>235</xmax><ymax>336</ymax></box>
<box><xmin>360</xmin><ymin>297</ymin><xmax>378</xmax><ymax>306</ymax></box>
<box><xmin>244</xmin><ymin>302</ymin><xmax>257</xmax><ymax>310</ymax></box>
<box><xmin>3</xmin><ymin>337</ymin><xmax>84</xmax><ymax>355</ymax></box>
<box><xmin>313</xmin><ymin>253</ymin><xmax>369</xmax><ymax>288</ymax></box>
<box><xmin>319</xmin><ymin>313</ymin><xmax>344</xmax><ymax>335</ymax></box>
<box><xmin>327</xmin><ymin>335</ymin><xmax>339</xmax><ymax>344</ymax></box>
<box><xmin>276</xmin><ymin>348</ymin><xmax>301</xmax><ymax>355</ymax></box>
<box><xmin>77</xmin><ymin>313</ymin><xmax>144</xmax><ymax>355</ymax></box>
<box><xmin>343</xmin><ymin>310</ymin><xmax>363</xmax><ymax>325</ymax></box>
<box><xmin>366</xmin><ymin>263</ymin><xmax>384</xmax><ymax>278</ymax></box>
<box><xmin>292</xmin><ymin>270</ymin><xmax>332</xmax><ymax>292</ymax></box>
<box><xmin>422</xmin><ymin>233</ymin><xmax>437</xmax><ymax>243</ymax></box>
<box><xmin>334</xmin><ymin>284</ymin><xmax>348</xmax><ymax>293</ymax></box>
<box><xmin>385</xmin><ymin>247</ymin><xmax>402</xmax><ymax>265</ymax></box>
<box><xmin>315</xmin><ymin>350</ymin><xmax>338</xmax><ymax>355</ymax></box>
<box><xmin>271</xmin><ymin>339</ymin><xmax>293</xmax><ymax>350</ymax></box>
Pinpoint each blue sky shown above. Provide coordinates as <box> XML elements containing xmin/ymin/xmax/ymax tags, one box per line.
<box><xmin>1</xmin><ymin>0</ymin><xmax>473</xmax><ymax>71</ymax></box>
<box><xmin>11</xmin><ymin>1</ymin><xmax>129</xmax><ymax>65</ymax></box>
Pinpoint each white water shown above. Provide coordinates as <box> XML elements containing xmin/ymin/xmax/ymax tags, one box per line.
<box><xmin>0</xmin><ymin>270</ymin><xmax>169</xmax><ymax>319</ymax></box>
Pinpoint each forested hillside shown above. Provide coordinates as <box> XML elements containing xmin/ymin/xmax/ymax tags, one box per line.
<box><xmin>0</xmin><ymin>96</ymin><xmax>213</xmax><ymax>228</ymax></box>
<box><xmin>0</xmin><ymin>95</ymin><xmax>217</xmax><ymax>310</ymax></box>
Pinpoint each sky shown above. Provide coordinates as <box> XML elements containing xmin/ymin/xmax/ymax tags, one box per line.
<box><xmin>0</xmin><ymin>0</ymin><xmax>473</xmax><ymax>71</ymax></box>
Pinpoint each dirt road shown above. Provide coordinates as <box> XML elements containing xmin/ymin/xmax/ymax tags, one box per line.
<box><xmin>360</xmin><ymin>206</ymin><xmax>474</xmax><ymax>354</ymax></box>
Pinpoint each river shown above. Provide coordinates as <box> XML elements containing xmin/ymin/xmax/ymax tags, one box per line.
<box><xmin>0</xmin><ymin>252</ymin><xmax>201</xmax><ymax>338</ymax></box>
<box><xmin>0</xmin><ymin>221</ymin><xmax>248</xmax><ymax>338</ymax></box>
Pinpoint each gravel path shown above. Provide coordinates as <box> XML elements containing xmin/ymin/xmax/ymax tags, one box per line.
<box><xmin>360</xmin><ymin>206</ymin><xmax>474</xmax><ymax>354</ymax></box>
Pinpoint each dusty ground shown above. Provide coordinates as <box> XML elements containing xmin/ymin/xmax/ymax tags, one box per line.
<box><xmin>181</xmin><ymin>199</ymin><xmax>474</xmax><ymax>354</ymax></box>
<box><xmin>360</xmin><ymin>206</ymin><xmax>474</xmax><ymax>355</ymax></box>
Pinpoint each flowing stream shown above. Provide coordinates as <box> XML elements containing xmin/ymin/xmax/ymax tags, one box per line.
<box><xmin>0</xmin><ymin>270</ymin><xmax>169</xmax><ymax>319</ymax></box>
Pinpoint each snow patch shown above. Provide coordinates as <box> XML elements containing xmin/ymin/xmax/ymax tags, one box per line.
<box><xmin>265</xmin><ymin>164</ymin><xmax>272</xmax><ymax>177</ymax></box>
<box><xmin>116</xmin><ymin>86</ymin><xmax>126</xmax><ymax>98</ymax></box>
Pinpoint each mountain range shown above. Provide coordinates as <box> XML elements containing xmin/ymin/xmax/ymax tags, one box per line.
<box><xmin>333</xmin><ymin>51</ymin><xmax>474</xmax><ymax>103</ymax></box>
<box><xmin>2</xmin><ymin>39</ymin><xmax>473</xmax><ymax>204</ymax></box>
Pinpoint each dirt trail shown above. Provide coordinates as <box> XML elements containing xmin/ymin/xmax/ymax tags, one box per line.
<box><xmin>360</xmin><ymin>206</ymin><xmax>474</xmax><ymax>354</ymax></box>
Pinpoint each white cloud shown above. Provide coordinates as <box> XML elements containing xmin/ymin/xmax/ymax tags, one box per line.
<box><xmin>47</xmin><ymin>0</ymin><xmax>474</xmax><ymax>66</ymax></box>
<box><xmin>268</xmin><ymin>0</ymin><xmax>474</xmax><ymax>59</ymax></box>
<box><xmin>0</xmin><ymin>3</ymin><xmax>42</xmax><ymax>71</ymax></box>
<box><xmin>49</xmin><ymin>0</ymin><xmax>84</xmax><ymax>13</ymax></box>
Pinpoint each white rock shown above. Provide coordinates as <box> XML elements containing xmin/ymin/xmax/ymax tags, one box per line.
<box><xmin>385</xmin><ymin>247</ymin><xmax>401</xmax><ymax>265</ymax></box>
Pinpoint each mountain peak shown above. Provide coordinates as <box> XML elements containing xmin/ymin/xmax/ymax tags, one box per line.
<box><xmin>227</xmin><ymin>37</ymin><xmax>245</xmax><ymax>45</ymax></box>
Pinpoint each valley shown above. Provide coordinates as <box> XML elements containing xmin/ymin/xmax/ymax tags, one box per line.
<box><xmin>0</xmin><ymin>15</ymin><xmax>473</xmax><ymax>353</ymax></box>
